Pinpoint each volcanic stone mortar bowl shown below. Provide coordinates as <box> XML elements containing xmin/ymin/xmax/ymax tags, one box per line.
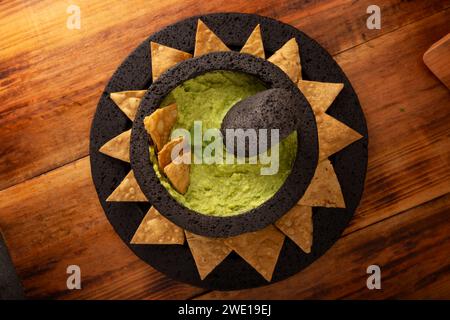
<box><xmin>131</xmin><ymin>51</ymin><xmax>318</xmax><ymax>238</ymax></box>
<box><xmin>89</xmin><ymin>12</ymin><xmax>368</xmax><ymax>290</ymax></box>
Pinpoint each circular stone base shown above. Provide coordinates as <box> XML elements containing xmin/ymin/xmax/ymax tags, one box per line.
<box><xmin>89</xmin><ymin>13</ymin><xmax>368</xmax><ymax>290</ymax></box>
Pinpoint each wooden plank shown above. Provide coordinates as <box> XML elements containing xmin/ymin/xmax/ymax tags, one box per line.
<box><xmin>423</xmin><ymin>33</ymin><xmax>450</xmax><ymax>88</ymax></box>
<box><xmin>1</xmin><ymin>0</ymin><xmax>449</xmax><ymax>190</ymax></box>
<box><xmin>275</xmin><ymin>0</ymin><xmax>450</xmax><ymax>54</ymax></box>
<box><xmin>0</xmin><ymin>157</ymin><xmax>205</xmax><ymax>299</ymax></box>
<box><xmin>335</xmin><ymin>10</ymin><xmax>450</xmax><ymax>234</ymax></box>
<box><xmin>197</xmin><ymin>193</ymin><xmax>450</xmax><ymax>299</ymax></box>
<box><xmin>0</xmin><ymin>4</ymin><xmax>448</xmax><ymax>299</ymax></box>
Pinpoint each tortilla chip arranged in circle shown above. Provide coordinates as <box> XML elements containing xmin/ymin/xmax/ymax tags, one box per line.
<box><xmin>106</xmin><ymin>170</ymin><xmax>147</xmax><ymax>202</ymax></box>
<box><xmin>185</xmin><ymin>231</ymin><xmax>232</xmax><ymax>280</ymax></box>
<box><xmin>194</xmin><ymin>19</ymin><xmax>230</xmax><ymax>57</ymax></box>
<box><xmin>299</xmin><ymin>159</ymin><xmax>345</xmax><ymax>208</ymax></box>
<box><xmin>240</xmin><ymin>24</ymin><xmax>265</xmax><ymax>59</ymax></box>
<box><xmin>268</xmin><ymin>38</ymin><xmax>301</xmax><ymax>83</ymax></box>
<box><xmin>151</xmin><ymin>42</ymin><xmax>192</xmax><ymax>82</ymax></box>
<box><xmin>297</xmin><ymin>80</ymin><xmax>344</xmax><ymax>114</ymax></box>
<box><xmin>99</xmin><ymin>129</ymin><xmax>131</xmax><ymax>163</ymax></box>
<box><xmin>110</xmin><ymin>90</ymin><xmax>146</xmax><ymax>121</ymax></box>
<box><xmin>224</xmin><ymin>225</ymin><xmax>285</xmax><ymax>281</ymax></box>
<box><xmin>164</xmin><ymin>155</ymin><xmax>190</xmax><ymax>194</ymax></box>
<box><xmin>158</xmin><ymin>136</ymin><xmax>185</xmax><ymax>169</ymax></box>
<box><xmin>275</xmin><ymin>205</ymin><xmax>313</xmax><ymax>253</ymax></box>
<box><xmin>143</xmin><ymin>103</ymin><xmax>178</xmax><ymax>151</ymax></box>
<box><xmin>316</xmin><ymin>112</ymin><xmax>363</xmax><ymax>161</ymax></box>
<box><xmin>131</xmin><ymin>206</ymin><xmax>185</xmax><ymax>245</ymax></box>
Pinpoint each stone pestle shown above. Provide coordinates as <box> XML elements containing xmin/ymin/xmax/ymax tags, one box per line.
<box><xmin>220</xmin><ymin>88</ymin><xmax>304</xmax><ymax>157</ymax></box>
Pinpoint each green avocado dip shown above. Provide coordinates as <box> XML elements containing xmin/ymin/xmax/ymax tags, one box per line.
<box><xmin>151</xmin><ymin>71</ymin><xmax>297</xmax><ymax>216</ymax></box>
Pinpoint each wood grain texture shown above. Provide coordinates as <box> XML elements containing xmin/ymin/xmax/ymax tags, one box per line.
<box><xmin>0</xmin><ymin>157</ymin><xmax>204</xmax><ymax>299</ymax></box>
<box><xmin>1</xmin><ymin>0</ymin><xmax>449</xmax><ymax>190</ymax></box>
<box><xmin>198</xmin><ymin>194</ymin><xmax>450</xmax><ymax>299</ymax></box>
<box><xmin>0</xmin><ymin>0</ymin><xmax>449</xmax><ymax>299</ymax></box>
<box><xmin>336</xmin><ymin>10</ymin><xmax>450</xmax><ymax>234</ymax></box>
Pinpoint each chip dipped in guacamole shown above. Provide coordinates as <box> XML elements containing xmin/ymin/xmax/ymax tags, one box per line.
<box><xmin>151</xmin><ymin>71</ymin><xmax>297</xmax><ymax>216</ymax></box>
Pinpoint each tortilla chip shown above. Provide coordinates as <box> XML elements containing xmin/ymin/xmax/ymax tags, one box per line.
<box><xmin>106</xmin><ymin>170</ymin><xmax>147</xmax><ymax>202</ymax></box>
<box><xmin>185</xmin><ymin>231</ymin><xmax>232</xmax><ymax>280</ymax></box>
<box><xmin>131</xmin><ymin>206</ymin><xmax>184</xmax><ymax>244</ymax></box>
<box><xmin>194</xmin><ymin>19</ymin><xmax>230</xmax><ymax>57</ymax></box>
<box><xmin>143</xmin><ymin>103</ymin><xmax>178</xmax><ymax>151</ymax></box>
<box><xmin>240</xmin><ymin>24</ymin><xmax>265</xmax><ymax>59</ymax></box>
<box><xmin>158</xmin><ymin>136</ymin><xmax>185</xmax><ymax>169</ymax></box>
<box><xmin>151</xmin><ymin>42</ymin><xmax>192</xmax><ymax>82</ymax></box>
<box><xmin>224</xmin><ymin>225</ymin><xmax>285</xmax><ymax>281</ymax></box>
<box><xmin>298</xmin><ymin>159</ymin><xmax>345</xmax><ymax>207</ymax></box>
<box><xmin>317</xmin><ymin>112</ymin><xmax>363</xmax><ymax>160</ymax></box>
<box><xmin>275</xmin><ymin>205</ymin><xmax>313</xmax><ymax>253</ymax></box>
<box><xmin>99</xmin><ymin>129</ymin><xmax>131</xmax><ymax>163</ymax></box>
<box><xmin>164</xmin><ymin>156</ymin><xmax>190</xmax><ymax>194</ymax></box>
<box><xmin>267</xmin><ymin>38</ymin><xmax>301</xmax><ymax>83</ymax></box>
<box><xmin>110</xmin><ymin>90</ymin><xmax>146</xmax><ymax>121</ymax></box>
<box><xmin>297</xmin><ymin>80</ymin><xmax>344</xmax><ymax>114</ymax></box>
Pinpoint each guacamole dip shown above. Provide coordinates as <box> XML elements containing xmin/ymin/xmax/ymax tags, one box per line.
<box><xmin>152</xmin><ymin>71</ymin><xmax>297</xmax><ymax>216</ymax></box>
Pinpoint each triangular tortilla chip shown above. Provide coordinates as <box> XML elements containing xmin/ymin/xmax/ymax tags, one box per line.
<box><xmin>131</xmin><ymin>207</ymin><xmax>184</xmax><ymax>244</ymax></box>
<box><xmin>99</xmin><ymin>129</ymin><xmax>131</xmax><ymax>163</ymax></box>
<box><xmin>164</xmin><ymin>156</ymin><xmax>190</xmax><ymax>194</ymax></box>
<box><xmin>151</xmin><ymin>42</ymin><xmax>192</xmax><ymax>82</ymax></box>
<box><xmin>158</xmin><ymin>136</ymin><xmax>185</xmax><ymax>169</ymax></box>
<box><xmin>298</xmin><ymin>80</ymin><xmax>344</xmax><ymax>114</ymax></box>
<box><xmin>275</xmin><ymin>205</ymin><xmax>313</xmax><ymax>253</ymax></box>
<box><xmin>224</xmin><ymin>225</ymin><xmax>285</xmax><ymax>281</ymax></box>
<box><xmin>267</xmin><ymin>38</ymin><xmax>301</xmax><ymax>83</ymax></box>
<box><xmin>194</xmin><ymin>19</ymin><xmax>230</xmax><ymax>57</ymax></box>
<box><xmin>106</xmin><ymin>170</ymin><xmax>147</xmax><ymax>202</ymax></box>
<box><xmin>240</xmin><ymin>24</ymin><xmax>265</xmax><ymax>59</ymax></box>
<box><xmin>185</xmin><ymin>231</ymin><xmax>232</xmax><ymax>280</ymax></box>
<box><xmin>299</xmin><ymin>159</ymin><xmax>345</xmax><ymax>207</ymax></box>
<box><xmin>317</xmin><ymin>113</ymin><xmax>363</xmax><ymax>160</ymax></box>
<box><xmin>110</xmin><ymin>90</ymin><xmax>146</xmax><ymax>121</ymax></box>
<box><xmin>143</xmin><ymin>103</ymin><xmax>178</xmax><ymax>151</ymax></box>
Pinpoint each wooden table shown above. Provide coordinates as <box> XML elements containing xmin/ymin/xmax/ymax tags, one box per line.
<box><xmin>1</xmin><ymin>0</ymin><xmax>449</xmax><ymax>300</ymax></box>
